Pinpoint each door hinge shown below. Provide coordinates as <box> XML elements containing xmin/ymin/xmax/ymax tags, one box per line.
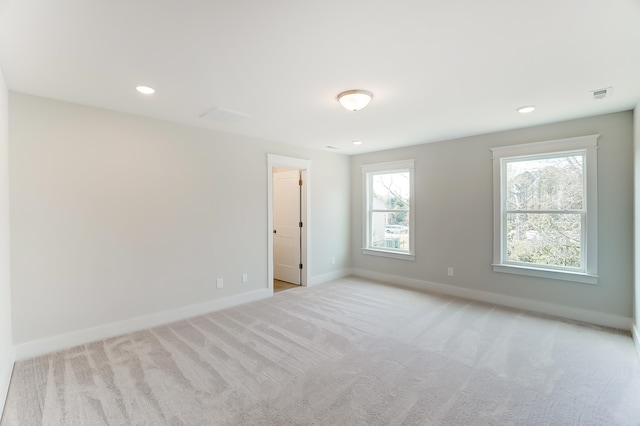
<box><xmin>299</xmin><ymin>263</ymin><xmax>303</xmax><ymax>269</ymax></box>
<box><xmin>299</xmin><ymin>179</ymin><xmax>303</xmax><ymax>186</ymax></box>
<box><xmin>299</xmin><ymin>221</ymin><xmax>303</xmax><ymax>228</ymax></box>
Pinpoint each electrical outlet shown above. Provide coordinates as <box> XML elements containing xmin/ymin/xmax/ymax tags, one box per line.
<box><xmin>216</xmin><ymin>278</ymin><xmax>223</xmax><ymax>288</ymax></box>
<box><xmin>447</xmin><ymin>267</ymin><xmax>454</xmax><ymax>277</ymax></box>
<box><xmin>242</xmin><ymin>273</ymin><xmax>248</xmax><ymax>283</ymax></box>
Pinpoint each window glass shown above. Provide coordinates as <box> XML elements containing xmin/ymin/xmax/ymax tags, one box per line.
<box><xmin>491</xmin><ymin>135</ymin><xmax>598</xmax><ymax>284</ymax></box>
<box><xmin>505</xmin><ymin>155</ymin><xmax>583</xmax><ymax>211</ymax></box>
<box><xmin>361</xmin><ymin>160</ymin><xmax>415</xmax><ymax>260</ymax></box>
<box><xmin>504</xmin><ymin>153</ymin><xmax>584</xmax><ymax>270</ymax></box>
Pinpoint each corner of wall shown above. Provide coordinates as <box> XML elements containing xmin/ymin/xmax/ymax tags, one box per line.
<box><xmin>0</xmin><ymin>64</ymin><xmax>14</xmax><ymax>423</ymax></box>
<box><xmin>0</xmin><ymin>348</ymin><xmax>15</xmax><ymax>420</ymax></box>
<box><xmin>633</xmin><ymin>324</ymin><xmax>640</xmax><ymax>362</ymax></box>
<box><xmin>308</xmin><ymin>269</ymin><xmax>352</xmax><ymax>287</ymax></box>
<box><xmin>634</xmin><ymin>101</ymin><xmax>640</xmax><ymax>340</ymax></box>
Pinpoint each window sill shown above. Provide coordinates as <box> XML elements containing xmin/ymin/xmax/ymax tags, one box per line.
<box><xmin>492</xmin><ymin>263</ymin><xmax>598</xmax><ymax>285</ymax></box>
<box><xmin>362</xmin><ymin>248</ymin><xmax>415</xmax><ymax>261</ymax></box>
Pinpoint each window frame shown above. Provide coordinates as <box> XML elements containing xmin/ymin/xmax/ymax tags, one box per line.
<box><xmin>491</xmin><ymin>135</ymin><xmax>599</xmax><ymax>284</ymax></box>
<box><xmin>361</xmin><ymin>160</ymin><xmax>415</xmax><ymax>261</ymax></box>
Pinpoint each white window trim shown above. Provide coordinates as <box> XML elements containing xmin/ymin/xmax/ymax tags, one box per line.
<box><xmin>491</xmin><ymin>135</ymin><xmax>599</xmax><ymax>284</ymax></box>
<box><xmin>361</xmin><ymin>160</ymin><xmax>415</xmax><ymax>261</ymax></box>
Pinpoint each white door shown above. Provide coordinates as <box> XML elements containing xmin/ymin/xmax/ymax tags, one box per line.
<box><xmin>273</xmin><ymin>169</ymin><xmax>301</xmax><ymax>285</ymax></box>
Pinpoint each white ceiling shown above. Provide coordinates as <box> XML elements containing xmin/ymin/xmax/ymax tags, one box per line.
<box><xmin>1</xmin><ymin>0</ymin><xmax>639</xmax><ymax>155</ymax></box>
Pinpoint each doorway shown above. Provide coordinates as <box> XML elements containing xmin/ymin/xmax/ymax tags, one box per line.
<box><xmin>267</xmin><ymin>155</ymin><xmax>311</xmax><ymax>293</ymax></box>
<box><xmin>273</xmin><ymin>168</ymin><xmax>301</xmax><ymax>285</ymax></box>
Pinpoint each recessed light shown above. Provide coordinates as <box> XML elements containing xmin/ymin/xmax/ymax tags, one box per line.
<box><xmin>352</xmin><ymin>140</ymin><xmax>363</xmax><ymax>145</ymax></box>
<box><xmin>517</xmin><ymin>105</ymin><xmax>536</xmax><ymax>114</ymax></box>
<box><xmin>136</xmin><ymin>85</ymin><xmax>155</xmax><ymax>95</ymax></box>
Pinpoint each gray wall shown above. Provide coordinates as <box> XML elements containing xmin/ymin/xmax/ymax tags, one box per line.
<box><xmin>0</xmin><ymin>67</ymin><xmax>12</xmax><ymax>415</ymax></box>
<box><xmin>635</xmin><ymin>103</ymin><xmax>640</xmax><ymax>334</ymax></box>
<box><xmin>9</xmin><ymin>92</ymin><xmax>351</xmax><ymax>345</ymax></box>
<box><xmin>351</xmin><ymin>111</ymin><xmax>634</xmax><ymax>318</ymax></box>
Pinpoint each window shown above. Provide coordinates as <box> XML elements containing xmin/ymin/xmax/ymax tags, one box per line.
<box><xmin>361</xmin><ymin>160</ymin><xmax>415</xmax><ymax>260</ymax></box>
<box><xmin>491</xmin><ymin>135</ymin><xmax>598</xmax><ymax>284</ymax></box>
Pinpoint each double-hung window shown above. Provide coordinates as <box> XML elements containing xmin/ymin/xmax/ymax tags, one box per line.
<box><xmin>491</xmin><ymin>135</ymin><xmax>598</xmax><ymax>284</ymax></box>
<box><xmin>361</xmin><ymin>160</ymin><xmax>415</xmax><ymax>260</ymax></box>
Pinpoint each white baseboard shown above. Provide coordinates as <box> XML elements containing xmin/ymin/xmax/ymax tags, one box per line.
<box><xmin>308</xmin><ymin>269</ymin><xmax>351</xmax><ymax>287</ymax></box>
<box><xmin>0</xmin><ymin>347</ymin><xmax>15</xmax><ymax>422</ymax></box>
<box><xmin>14</xmin><ymin>289</ymin><xmax>271</xmax><ymax>361</ymax></box>
<box><xmin>633</xmin><ymin>324</ymin><xmax>640</xmax><ymax>361</ymax></box>
<box><xmin>351</xmin><ymin>269</ymin><xmax>633</xmax><ymax>330</ymax></box>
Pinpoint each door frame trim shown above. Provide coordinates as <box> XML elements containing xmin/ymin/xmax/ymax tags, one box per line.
<box><xmin>267</xmin><ymin>154</ymin><xmax>311</xmax><ymax>292</ymax></box>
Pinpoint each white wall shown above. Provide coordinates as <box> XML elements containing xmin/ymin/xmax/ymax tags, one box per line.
<box><xmin>0</xmin><ymin>67</ymin><xmax>13</xmax><ymax>418</ymax></box>
<box><xmin>9</xmin><ymin>92</ymin><xmax>350</xmax><ymax>351</ymax></box>
<box><xmin>352</xmin><ymin>111</ymin><xmax>634</xmax><ymax>322</ymax></box>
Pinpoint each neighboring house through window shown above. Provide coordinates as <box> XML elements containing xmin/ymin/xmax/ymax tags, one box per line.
<box><xmin>361</xmin><ymin>160</ymin><xmax>415</xmax><ymax>260</ymax></box>
<box><xmin>491</xmin><ymin>135</ymin><xmax>598</xmax><ymax>284</ymax></box>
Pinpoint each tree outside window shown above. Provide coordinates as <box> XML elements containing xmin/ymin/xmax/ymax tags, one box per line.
<box><xmin>362</xmin><ymin>160</ymin><xmax>415</xmax><ymax>260</ymax></box>
<box><xmin>505</xmin><ymin>154</ymin><xmax>584</xmax><ymax>269</ymax></box>
<box><xmin>491</xmin><ymin>135</ymin><xmax>598</xmax><ymax>284</ymax></box>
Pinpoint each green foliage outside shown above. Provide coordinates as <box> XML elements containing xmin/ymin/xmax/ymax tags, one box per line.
<box><xmin>371</xmin><ymin>172</ymin><xmax>410</xmax><ymax>249</ymax></box>
<box><xmin>505</xmin><ymin>155</ymin><xmax>583</xmax><ymax>268</ymax></box>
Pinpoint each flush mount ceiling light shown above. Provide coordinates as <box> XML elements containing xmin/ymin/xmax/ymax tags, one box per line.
<box><xmin>337</xmin><ymin>90</ymin><xmax>373</xmax><ymax>111</ymax></box>
<box><xmin>517</xmin><ymin>105</ymin><xmax>536</xmax><ymax>114</ymax></box>
<box><xmin>136</xmin><ymin>85</ymin><xmax>155</xmax><ymax>95</ymax></box>
<box><xmin>352</xmin><ymin>140</ymin><xmax>363</xmax><ymax>145</ymax></box>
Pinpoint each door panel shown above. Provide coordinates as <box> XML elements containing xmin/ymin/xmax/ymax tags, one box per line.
<box><xmin>273</xmin><ymin>169</ymin><xmax>301</xmax><ymax>284</ymax></box>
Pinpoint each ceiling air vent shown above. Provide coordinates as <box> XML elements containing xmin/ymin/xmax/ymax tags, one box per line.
<box><xmin>199</xmin><ymin>107</ymin><xmax>250</xmax><ymax>123</ymax></box>
<box><xmin>591</xmin><ymin>87</ymin><xmax>612</xmax><ymax>100</ymax></box>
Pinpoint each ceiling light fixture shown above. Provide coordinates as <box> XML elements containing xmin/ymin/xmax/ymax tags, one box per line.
<box><xmin>517</xmin><ymin>105</ymin><xmax>536</xmax><ymax>114</ymax></box>
<box><xmin>352</xmin><ymin>140</ymin><xmax>363</xmax><ymax>145</ymax></box>
<box><xmin>337</xmin><ymin>90</ymin><xmax>373</xmax><ymax>111</ymax></box>
<box><xmin>136</xmin><ymin>85</ymin><xmax>155</xmax><ymax>95</ymax></box>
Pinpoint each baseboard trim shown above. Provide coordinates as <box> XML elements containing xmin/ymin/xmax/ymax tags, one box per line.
<box><xmin>633</xmin><ymin>324</ymin><xmax>640</xmax><ymax>361</ymax></box>
<box><xmin>0</xmin><ymin>347</ymin><xmax>15</xmax><ymax>422</ymax></box>
<box><xmin>351</xmin><ymin>269</ymin><xmax>632</xmax><ymax>330</ymax></box>
<box><xmin>14</xmin><ymin>289</ymin><xmax>271</xmax><ymax>361</ymax></box>
<box><xmin>308</xmin><ymin>269</ymin><xmax>351</xmax><ymax>287</ymax></box>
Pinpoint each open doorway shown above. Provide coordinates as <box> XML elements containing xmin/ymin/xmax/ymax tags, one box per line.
<box><xmin>267</xmin><ymin>155</ymin><xmax>310</xmax><ymax>293</ymax></box>
<box><xmin>273</xmin><ymin>168</ymin><xmax>301</xmax><ymax>287</ymax></box>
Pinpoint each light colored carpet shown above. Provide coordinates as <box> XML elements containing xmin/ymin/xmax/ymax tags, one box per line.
<box><xmin>2</xmin><ymin>277</ymin><xmax>640</xmax><ymax>425</ymax></box>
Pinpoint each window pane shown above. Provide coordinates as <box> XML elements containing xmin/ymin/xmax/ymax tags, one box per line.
<box><xmin>506</xmin><ymin>213</ymin><xmax>581</xmax><ymax>268</ymax></box>
<box><xmin>505</xmin><ymin>155</ymin><xmax>583</xmax><ymax>210</ymax></box>
<box><xmin>372</xmin><ymin>172</ymin><xmax>410</xmax><ymax>211</ymax></box>
<box><xmin>371</xmin><ymin>211</ymin><xmax>409</xmax><ymax>250</ymax></box>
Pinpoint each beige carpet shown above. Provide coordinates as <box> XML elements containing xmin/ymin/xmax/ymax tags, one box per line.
<box><xmin>2</xmin><ymin>277</ymin><xmax>640</xmax><ymax>425</ymax></box>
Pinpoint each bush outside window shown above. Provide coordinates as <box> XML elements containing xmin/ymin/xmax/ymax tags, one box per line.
<box><xmin>491</xmin><ymin>135</ymin><xmax>598</xmax><ymax>284</ymax></box>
